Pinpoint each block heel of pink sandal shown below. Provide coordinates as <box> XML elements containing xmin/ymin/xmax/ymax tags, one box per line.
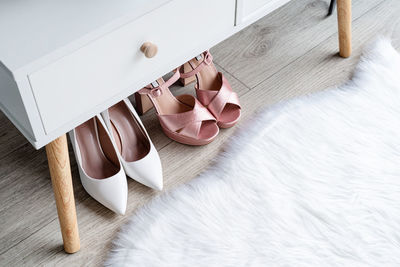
<box><xmin>179</xmin><ymin>62</ymin><xmax>196</xmax><ymax>86</ymax></box>
<box><xmin>135</xmin><ymin>92</ymin><xmax>153</xmax><ymax>115</ymax></box>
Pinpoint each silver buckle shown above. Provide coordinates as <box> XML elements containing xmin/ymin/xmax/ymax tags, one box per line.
<box><xmin>151</xmin><ymin>80</ymin><xmax>159</xmax><ymax>88</ymax></box>
<box><xmin>195</xmin><ymin>54</ymin><xmax>203</xmax><ymax>61</ymax></box>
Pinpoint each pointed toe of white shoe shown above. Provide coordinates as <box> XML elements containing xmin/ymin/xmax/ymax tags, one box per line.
<box><xmin>147</xmin><ymin>166</ymin><xmax>163</xmax><ymax>191</ymax></box>
<box><xmin>113</xmin><ymin>205</ymin><xmax>127</xmax><ymax>216</ymax></box>
<box><xmin>81</xmin><ymin>168</ymin><xmax>128</xmax><ymax>215</ymax></box>
<box><xmin>102</xmin><ymin>99</ymin><xmax>164</xmax><ymax>190</ymax></box>
<box><xmin>99</xmin><ymin>174</ymin><xmax>127</xmax><ymax>215</ymax></box>
<box><xmin>124</xmin><ymin>145</ymin><xmax>163</xmax><ymax>190</ymax></box>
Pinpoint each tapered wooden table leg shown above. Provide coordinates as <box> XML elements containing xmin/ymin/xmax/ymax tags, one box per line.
<box><xmin>46</xmin><ymin>134</ymin><xmax>80</xmax><ymax>253</ymax></box>
<box><xmin>337</xmin><ymin>0</ymin><xmax>351</xmax><ymax>58</ymax></box>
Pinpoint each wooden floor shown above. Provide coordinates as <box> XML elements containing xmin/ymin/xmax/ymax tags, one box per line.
<box><xmin>1</xmin><ymin>0</ymin><xmax>400</xmax><ymax>265</ymax></box>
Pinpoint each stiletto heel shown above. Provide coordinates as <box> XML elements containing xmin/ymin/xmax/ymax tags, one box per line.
<box><xmin>135</xmin><ymin>92</ymin><xmax>153</xmax><ymax>115</ymax></box>
<box><xmin>179</xmin><ymin>62</ymin><xmax>196</xmax><ymax>86</ymax></box>
<box><xmin>138</xmin><ymin>69</ymin><xmax>219</xmax><ymax>146</ymax></box>
<box><xmin>179</xmin><ymin>51</ymin><xmax>241</xmax><ymax>128</ymax></box>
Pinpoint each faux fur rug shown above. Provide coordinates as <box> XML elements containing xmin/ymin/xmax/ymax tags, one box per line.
<box><xmin>105</xmin><ymin>39</ymin><xmax>400</xmax><ymax>266</ymax></box>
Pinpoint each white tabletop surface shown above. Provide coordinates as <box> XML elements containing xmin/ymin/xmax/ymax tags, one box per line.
<box><xmin>0</xmin><ymin>0</ymin><xmax>170</xmax><ymax>73</ymax></box>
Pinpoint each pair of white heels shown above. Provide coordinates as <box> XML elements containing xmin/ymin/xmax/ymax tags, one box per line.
<box><xmin>69</xmin><ymin>98</ymin><xmax>162</xmax><ymax>215</ymax></box>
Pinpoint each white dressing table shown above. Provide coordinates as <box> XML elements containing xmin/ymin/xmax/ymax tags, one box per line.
<box><xmin>0</xmin><ymin>0</ymin><xmax>351</xmax><ymax>253</ymax></box>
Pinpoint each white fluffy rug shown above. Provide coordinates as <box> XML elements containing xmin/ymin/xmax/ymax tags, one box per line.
<box><xmin>106</xmin><ymin>39</ymin><xmax>400</xmax><ymax>267</ymax></box>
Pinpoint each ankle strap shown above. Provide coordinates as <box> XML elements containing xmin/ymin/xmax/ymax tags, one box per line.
<box><xmin>139</xmin><ymin>69</ymin><xmax>180</xmax><ymax>97</ymax></box>
<box><xmin>180</xmin><ymin>51</ymin><xmax>213</xmax><ymax>79</ymax></box>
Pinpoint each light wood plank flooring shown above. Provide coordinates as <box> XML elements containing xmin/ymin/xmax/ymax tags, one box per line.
<box><xmin>1</xmin><ymin>0</ymin><xmax>400</xmax><ymax>265</ymax></box>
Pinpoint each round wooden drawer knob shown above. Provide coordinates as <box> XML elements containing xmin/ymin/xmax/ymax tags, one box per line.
<box><xmin>140</xmin><ymin>42</ymin><xmax>158</xmax><ymax>58</ymax></box>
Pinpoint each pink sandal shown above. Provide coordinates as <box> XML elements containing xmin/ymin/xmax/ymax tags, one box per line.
<box><xmin>135</xmin><ymin>70</ymin><xmax>219</xmax><ymax>146</ymax></box>
<box><xmin>179</xmin><ymin>51</ymin><xmax>241</xmax><ymax>128</ymax></box>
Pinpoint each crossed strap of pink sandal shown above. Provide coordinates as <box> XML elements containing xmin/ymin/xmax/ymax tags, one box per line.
<box><xmin>179</xmin><ymin>51</ymin><xmax>241</xmax><ymax>128</ymax></box>
<box><xmin>138</xmin><ymin>70</ymin><xmax>219</xmax><ymax>146</ymax></box>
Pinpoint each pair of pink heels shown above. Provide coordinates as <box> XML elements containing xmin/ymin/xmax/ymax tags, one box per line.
<box><xmin>135</xmin><ymin>51</ymin><xmax>241</xmax><ymax>146</ymax></box>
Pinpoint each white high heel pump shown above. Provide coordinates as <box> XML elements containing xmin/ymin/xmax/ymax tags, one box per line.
<box><xmin>69</xmin><ymin>115</ymin><xmax>128</xmax><ymax>215</ymax></box>
<box><xmin>101</xmin><ymin>98</ymin><xmax>163</xmax><ymax>190</ymax></box>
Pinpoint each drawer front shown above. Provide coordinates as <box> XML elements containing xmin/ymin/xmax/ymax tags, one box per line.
<box><xmin>28</xmin><ymin>0</ymin><xmax>235</xmax><ymax>134</ymax></box>
<box><xmin>236</xmin><ymin>0</ymin><xmax>291</xmax><ymax>25</ymax></box>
